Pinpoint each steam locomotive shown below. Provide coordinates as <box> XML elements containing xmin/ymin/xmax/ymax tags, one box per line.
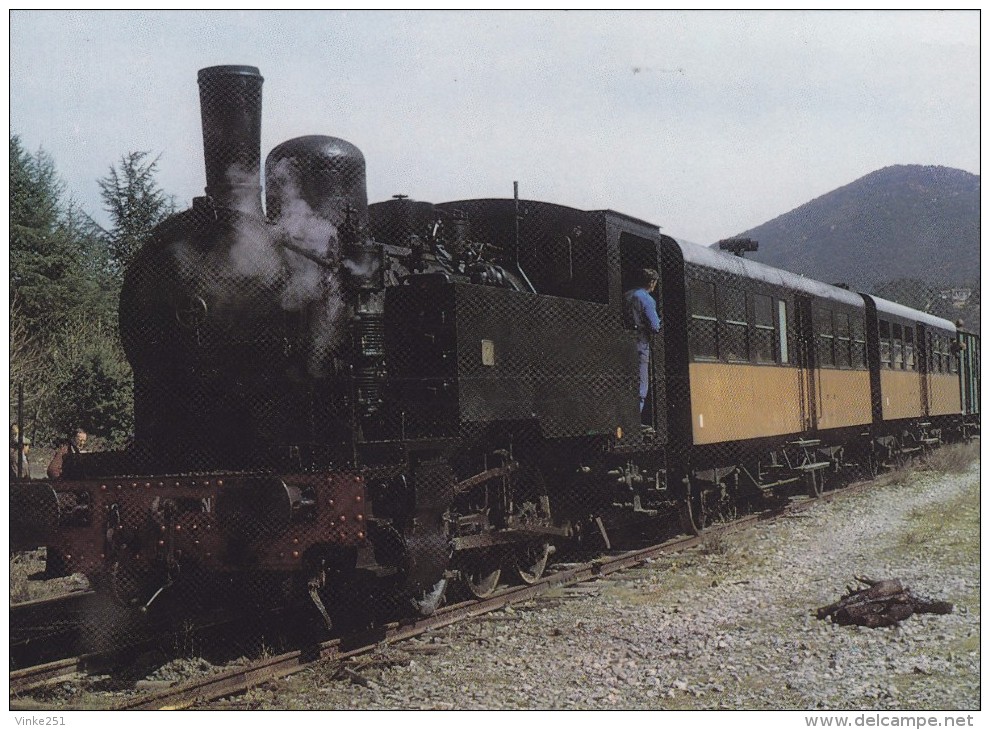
<box><xmin>11</xmin><ymin>66</ymin><xmax>979</xmax><ymax>628</ymax></box>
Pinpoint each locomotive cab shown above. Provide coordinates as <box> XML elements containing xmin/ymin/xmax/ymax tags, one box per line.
<box><xmin>375</xmin><ymin>200</ymin><xmax>660</xmax><ymax>447</ymax></box>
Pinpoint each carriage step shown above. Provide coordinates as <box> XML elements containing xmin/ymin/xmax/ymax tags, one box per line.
<box><xmin>788</xmin><ymin>439</ymin><xmax>821</xmax><ymax>448</ymax></box>
<box><xmin>920</xmin><ymin>438</ymin><xmax>941</xmax><ymax>446</ymax></box>
<box><xmin>795</xmin><ymin>461</ymin><xmax>831</xmax><ymax>472</ymax></box>
<box><xmin>756</xmin><ymin>477</ymin><xmax>801</xmax><ymax>490</ymax></box>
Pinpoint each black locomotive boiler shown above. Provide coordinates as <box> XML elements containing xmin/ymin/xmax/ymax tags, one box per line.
<box><xmin>11</xmin><ymin>65</ymin><xmax>979</xmax><ymax>628</ymax></box>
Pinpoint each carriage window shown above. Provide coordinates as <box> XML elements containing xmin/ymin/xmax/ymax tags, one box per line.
<box><xmin>815</xmin><ymin>307</ymin><xmax>835</xmax><ymax>367</ymax></box>
<box><xmin>753</xmin><ymin>294</ymin><xmax>774</xmax><ymax>327</ymax></box>
<box><xmin>778</xmin><ymin>300</ymin><xmax>789</xmax><ymax>364</ymax></box>
<box><xmin>904</xmin><ymin>327</ymin><xmax>915</xmax><ymax>371</ymax></box>
<box><xmin>719</xmin><ymin>286</ymin><xmax>747</xmax><ymax>321</ymax></box>
<box><xmin>688</xmin><ymin>278</ymin><xmax>717</xmax><ymax>360</ymax></box>
<box><xmin>723</xmin><ymin>322</ymin><xmax>748</xmax><ymax>362</ymax></box>
<box><xmin>690</xmin><ymin>278</ymin><xmax>716</xmax><ymax>318</ymax></box>
<box><xmin>834</xmin><ymin>312</ymin><xmax>852</xmax><ymax>368</ymax></box>
<box><xmin>752</xmin><ymin>294</ymin><xmax>775</xmax><ymax>364</ymax></box>
<box><xmin>720</xmin><ymin>286</ymin><xmax>748</xmax><ymax>362</ymax></box>
<box><xmin>851</xmin><ymin>316</ymin><xmax>867</xmax><ymax>368</ymax></box>
<box><xmin>892</xmin><ymin>323</ymin><xmax>904</xmax><ymax>369</ymax></box>
<box><xmin>879</xmin><ymin>320</ymin><xmax>891</xmax><ymax>368</ymax></box>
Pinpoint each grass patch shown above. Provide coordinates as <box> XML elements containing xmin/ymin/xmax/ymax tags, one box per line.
<box><xmin>601</xmin><ymin>557</ymin><xmax>719</xmax><ymax>605</ymax></box>
<box><xmin>871</xmin><ymin>441</ymin><xmax>978</xmax><ymax>490</ymax></box>
<box><xmin>872</xmin><ymin>461</ymin><xmax>916</xmax><ymax>489</ymax></box>
<box><xmin>700</xmin><ymin>530</ymin><xmax>735</xmax><ymax>557</ymax></box>
<box><xmin>950</xmin><ymin>633</ymin><xmax>980</xmax><ymax>654</ymax></box>
<box><xmin>898</xmin><ymin>480</ymin><xmax>980</xmax><ymax>561</ymax></box>
<box><xmin>919</xmin><ymin>441</ymin><xmax>981</xmax><ymax>475</ymax></box>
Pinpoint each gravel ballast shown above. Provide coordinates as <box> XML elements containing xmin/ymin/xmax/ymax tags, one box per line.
<box><xmin>213</xmin><ymin>457</ymin><xmax>980</xmax><ymax>711</ymax></box>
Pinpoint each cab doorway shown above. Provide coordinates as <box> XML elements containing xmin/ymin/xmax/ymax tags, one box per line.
<box><xmin>619</xmin><ymin>232</ymin><xmax>662</xmax><ymax>430</ymax></box>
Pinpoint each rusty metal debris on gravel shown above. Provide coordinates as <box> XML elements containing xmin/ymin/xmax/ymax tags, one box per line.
<box><xmin>815</xmin><ymin>576</ymin><xmax>953</xmax><ymax>628</ymax></box>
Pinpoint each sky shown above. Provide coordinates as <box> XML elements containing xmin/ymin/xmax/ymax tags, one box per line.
<box><xmin>8</xmin><ymin>10</ymin><xmax>980</xmax><ymax>245</ymax></box>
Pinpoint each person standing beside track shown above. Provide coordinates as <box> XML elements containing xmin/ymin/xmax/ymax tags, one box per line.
<box><xmin>47</xmin><ymin>426</ymin><xmax>88</xmax><ymax>479</ymax></box>
<box><xmin>623</xmin><ymin>268</ymin><xmax>662</xmax><ymax>421</ymax></box>
<box><xmin>10</xmin><ymin>433</ymin><xmax>31</xmax><ymax>480</ymax></box>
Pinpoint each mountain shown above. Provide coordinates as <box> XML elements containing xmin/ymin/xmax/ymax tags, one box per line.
<box><xmin>736</xmin><ymin>165</ymin><xmax>979</xmax><ymax>293</ymax></box>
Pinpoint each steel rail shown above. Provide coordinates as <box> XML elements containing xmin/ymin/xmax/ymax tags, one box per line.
<box><xmin>9</xmin><ymin>603</ymin><xmax>295</xmax><ymax>695</ymax></box>
<box><xmin>10</xmin><ymin>655</ymin><xmax>101</xmax><ymax>696</ymax></box>
<box><xmin>10</xmin><ymin>590</ymin><xmax>96</xmax><ymax>634</ymax></box>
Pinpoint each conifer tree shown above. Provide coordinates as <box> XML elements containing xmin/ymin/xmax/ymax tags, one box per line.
<box><xmin>98</xmin><ymin>151</ymin><xmax>175</xmax><ymax>279</ymax></box>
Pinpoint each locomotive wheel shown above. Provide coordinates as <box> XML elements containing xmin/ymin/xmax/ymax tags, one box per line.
<box><xmin>464</xmin><ymin>561</ymin><xmax>502</xmax><ymax>599</ymax></box>
<box><xmin>514</xmin><ymin>541</ymin><xmax>552</xmax><ymax>584</ymax></box>
<box><xmin>410</xmin><ymin>578</ymin><xmax>448</xmax><ymax>617</ymax></box>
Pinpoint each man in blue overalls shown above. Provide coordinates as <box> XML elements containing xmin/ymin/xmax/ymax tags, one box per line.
<box><xmin>623</xmin><ymin>268</ymin><xmax>661</xmax><ymax>422</ymax></box>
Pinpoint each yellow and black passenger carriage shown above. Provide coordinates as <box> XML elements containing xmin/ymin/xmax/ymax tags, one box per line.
<box><xmin>863</xmin><ymin>295</ymin><xmax>966</xmax><ymax>458</ymax></box>
<box><xmin>658</xmin><ymin>240</ymin><xmax>872</xmax><ymax>530</ymax></box>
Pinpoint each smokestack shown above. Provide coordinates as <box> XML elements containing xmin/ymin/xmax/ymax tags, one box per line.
<box><xmin>197</xmin><ymin>65</ymin><xmax>264</xmax><ymax>215</ymax></box>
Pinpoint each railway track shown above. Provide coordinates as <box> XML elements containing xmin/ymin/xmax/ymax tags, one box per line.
<box><xmin>10</xmin><ymin>475</ymin><xmax>870</xmax><ymax>710</ymax></box>
<box><xmin>10</xmin><ymin>590</ymin><xmax>97</xmax><ymax>669</ymax></box>
<box><xmin>9</xmin><ymin>598</ymin><xmax>303</xmax><ymax>702</ymax></box>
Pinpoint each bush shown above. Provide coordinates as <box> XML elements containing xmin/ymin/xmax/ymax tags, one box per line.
<box><xmin>44</xmin><ymin>317</ymin><xmax>134</xmax><ymax>448</ymax></box>
<box><xmin>11</xmin><ymin>313</ymin><xmax>134</xmax><ymax>450</ymax></box>
<box><xmin>52</xmin><ymin>347</ymin><xmax>133</xmax><ymax>448</ymax></box>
